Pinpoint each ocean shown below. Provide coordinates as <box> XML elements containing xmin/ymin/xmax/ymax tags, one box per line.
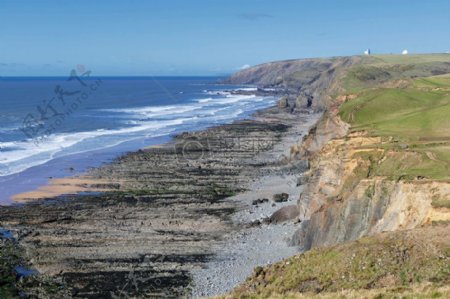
<box><xmin>0</xmin><ymin>75</ymin><xmax>275</xmax><ymax>204</ymax></box>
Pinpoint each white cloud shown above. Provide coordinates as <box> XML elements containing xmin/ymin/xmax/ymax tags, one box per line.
<box><xmin>239</xmin><ymin>64</ymin><xmax>251</xmax><ymax>70</ymax></box>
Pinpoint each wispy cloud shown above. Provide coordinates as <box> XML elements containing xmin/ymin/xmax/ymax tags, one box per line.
<box><xmin>238</xmin><ymin>12</ymin><xmax>273</xmax><ymax>21</ymax></box>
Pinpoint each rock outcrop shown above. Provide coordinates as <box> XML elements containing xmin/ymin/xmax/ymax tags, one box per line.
<box><xmin>224</xmin><ymin>57</ymin><xmax>360</xmax><ymax>110</ymax></box>
<box><xmin>292</xmin><ymin>132</ymin><xmax>450</xmax><ymax>249</ymax></box>
<box><xmin>283</xmin><ymin>55</ymin><xmax>450</xmax><ymax>251</ymax></box>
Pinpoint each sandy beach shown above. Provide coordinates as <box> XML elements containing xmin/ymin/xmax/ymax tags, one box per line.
<box><xmin>11</xmin><ymin>177</ymin><xmax>121</xmax><ymax>202</ymax></box>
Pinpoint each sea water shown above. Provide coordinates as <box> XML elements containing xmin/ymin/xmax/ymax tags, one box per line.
<box><xmin>0</xmin><ymin>76</ymin><xmax>275</xmax><ymax>204</ymax></box>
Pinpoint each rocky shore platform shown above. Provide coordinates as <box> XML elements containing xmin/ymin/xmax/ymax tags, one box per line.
<box><xmin>0</xmin><ymin>105</ymin><xmax>320</xmax><ymax>298</ymax></box>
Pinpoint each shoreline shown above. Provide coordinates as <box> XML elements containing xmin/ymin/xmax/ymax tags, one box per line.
<box><xmin>5</xmin><ymin>94</ymin><xmax>278</xmax><ymax>205</ymax></box>
<box><xmin>190</xmin><ymin>112</ymin><xmax>320</xmax><ymax>297</ymax></box>
<box><xmin>0</xmin><ymin>83</ymin><xmax>277</xmax><ymax>206</ymax></box>
<box><xmin>11</xmin><ymin>177</ymin><xmax>121</xmax><ymax>202</ymax></box>
<box><xmin>0</xmin><ymin>134</ymin><xmax>173</xmax><ymax>205</ymax></box>
<box><xmin>0</xmin><ymin>103</ymin><xmax>321</xmax><ymax>297</ymax></box>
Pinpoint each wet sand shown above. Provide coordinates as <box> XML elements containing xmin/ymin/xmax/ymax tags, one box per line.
<box><xmin>12</xmin><ymin>177</ymin><xmax>120</xmax><ymax>202</ymax></box>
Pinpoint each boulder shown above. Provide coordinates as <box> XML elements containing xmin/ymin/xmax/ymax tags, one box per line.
<box><xmin>252</xmin><ymin>198</ymin><xmax>269</xmax><ymax>205</ymax></box>
<box><xmin>297</xmin><ymin>174</ymin><xmax>309</xmax><ymax>186</ymax></box>
<box><xmin>278</xmin><ymin>96</ymin><xmax>288</xmax><ymax>108</ymax></box>
<box><xmin>296</xmin><ymin>93</ymin><xmax>313</xmax><ymax>108</ymax></box>
<box><xmin>273</xmin><ymin>193</ymin><xmax>289</xmax><ymax>202</ymax></box>
<box><xmin>270</xmin><ymin>205</ymin><xmax>300</xmax><ymax>224</ymax></box>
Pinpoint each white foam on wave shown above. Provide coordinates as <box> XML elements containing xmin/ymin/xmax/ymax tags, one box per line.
<box><xmin>102</xmin><ymin>93</ymin><xmax>256</xmax><ymax>116</ymax></box>
<box><xmin>0</xmin><ymin>117</ymin><xmax>190</xmax><ymax>176</ymax></box>
<box><xmin>236</xmin><ymin>87</ymin><xmax>257</xmax><ymax>91</ymax></box>
<box><xmin>0</xmin><ymin>91</ymin><xmax>275</xmax><ymax>177</ymax></box>
<box><xmin>204</xmin><ymin>90</ymin><xmax>231</xmax><ymax>96</ymax></box>
<box><xmin>101</xmin><ymin>104</ymin><xmax>199</xmax><ymax>116</ymax></box>
<box><xmin>195</xmin><ymin>94</ymin><xmax>256</xmax><ymax>105</ymax></box>
<box><xmin>197</xmin><ymin>98</ymin><xmax>214</xmax><ymax>103</ymax></box>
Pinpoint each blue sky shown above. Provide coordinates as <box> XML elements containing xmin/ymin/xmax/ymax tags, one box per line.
<box><xmin>1</xmin><ymin>0</ymin><xmax>449</xmax><ymax>76</ymax></box>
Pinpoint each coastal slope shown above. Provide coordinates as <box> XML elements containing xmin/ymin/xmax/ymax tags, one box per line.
<box><xmin>224</xmin><ymin>56</ymin><xmax>359</xmax><ymax>110</ymax></box>
<box><xmin>227</xmin><ymin>54</ymin><xmax>450</xmax><ymax>298</ymax></box>
<box><xmin>2</xmin><ymin>54</ymin><xmax>450</xmax><ymax>298</ymax></box>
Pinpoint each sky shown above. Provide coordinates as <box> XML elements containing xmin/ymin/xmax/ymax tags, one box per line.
<box><xmin>1</xmin><ymin>0</ymin><xmax>450</xmax><ymax>76</ymax></box>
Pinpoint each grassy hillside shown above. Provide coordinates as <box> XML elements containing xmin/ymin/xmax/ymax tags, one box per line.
<box><xmin>344</xmin><ymin>54</ymin><xmax>450</xmax><ymax>92</ymax></box>
<box><xmin>226</xmin><ymin>55</ymin><xmax>450</xmax><ymax>298</ymax></box>
<box><xmin>340</xmin><ymin>56</ymin><xmax>450</xmax><ymax>209</ymax></box>
<box><xmin>339</xmin><ymin>74</ymin><xmax>450</xmax><ymax>183</ymax></box>
<box><xmin>227</xmin><ymin>224</ymin><xmax>450</xmax><ymax>299</ymax></box>
<box><xmin>371</xmin><ymin>54</ymin><xmax>450</xmax><ymax>64</ymax></box>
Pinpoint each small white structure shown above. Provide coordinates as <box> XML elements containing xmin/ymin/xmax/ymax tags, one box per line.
<box><xmin>364</xmin><ymin>49</ymin><xmax>371</xmax><ymax>55</ymax></box>
<box><xmin>402</xmin><ymin>49</ymin><xmax>409</xmax><ymax>55</ymax></box>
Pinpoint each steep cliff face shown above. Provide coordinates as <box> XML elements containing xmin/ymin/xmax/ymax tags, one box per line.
<box><xmin>225</xmin><ymin>54</ymin><xmax>450</xmax><ymax>298</ymax></box>
<box><xmin>224</xmin><ymin>57</ymin><xmax>360</xmax><ymax>110</ymax></box>
<box><xmin>292</xmin><ymin>132</ymin><xmax>450</xmax><ymax>250</ymax></box>
<box><xmin>289</xmin><ymin>103</ymin><xmax>350</xmax><ymax>160</ymax></box>
<box><xmin>225</xmin><ymin>53</ymin><xmax>450</xmax><ymax>262</ymax></box>
<box><xmin>290</xmin><ymin>56</ymin><xmax>450</xmax><ymax>250</ymax></box>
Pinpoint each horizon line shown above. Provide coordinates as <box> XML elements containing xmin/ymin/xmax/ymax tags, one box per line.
<box><xmin>0</xmin><ymin>74</ymin><xmax>232</xmax><ymax>78</ymax></box>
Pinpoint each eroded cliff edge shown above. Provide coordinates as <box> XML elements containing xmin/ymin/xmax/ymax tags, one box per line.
<box><xmin>291</xmin><ymin>55</ymin><xmax>450</xmax><ymax>250</ymax></box>
<box><xmin>225</xmin><ymin>54</ymin><xmax>450</xmax><ymax>298</ymax></box>
<box><xmin>229</xmin><ymin>54</ymin><xmax>450</xmax><ymax>251</ymax></box>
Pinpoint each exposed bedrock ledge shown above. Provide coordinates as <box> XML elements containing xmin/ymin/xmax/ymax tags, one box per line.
<box><xmin>293</xmin><ymin>179</ymin><xmax>450</xmax><ymax>250</ymax></box>
<box><xmin>224</xmin><ymin>57</ymin><xmax>360</xmax><ymax>111</ymax></box>
<box><xmin>290</xmin><ymin>130</ymin><xmax>450</xmax><ymax>250</ymax></box>
<box><xmin>0</xmin><ymin>107</ymin><xmax>318</xmax><ymax>297</ymax></box>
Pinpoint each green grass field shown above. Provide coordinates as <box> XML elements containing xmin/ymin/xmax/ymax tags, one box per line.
<box><xmin>340</xmin><ymin>70</ymin><xmax>450</xmax><ymax>181</ymax></box>
<box><xmin>229</xmin><ymin>225</ymin><xmax>450</xmax><ymax>298</ymax></box>
<box><xmin>370</xmin><ymin>54</ymin><xmax>450</xmax><ymax>65</ymax></box>
<box><xmin>344</xmin><ymin>54</ymin><xmax>450</xmax><ymax>92</ymax></box>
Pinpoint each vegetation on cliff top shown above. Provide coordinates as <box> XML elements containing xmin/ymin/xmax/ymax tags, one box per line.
<box><xmin>227</xmin><ymin>54</ymin><xmax>450</xmax><ymax>298</ymax></box>
<box><xmin>226</xmin><ymin>224</ymin><xmax>450</xmax><ymax>299</ymax></box>
<box><xmin>344</xmin><ymin>54</ymin><xmax>450</xmax><ymax>92</ymax></box>
<box><xmin>340</xmin><ymin>55</ymin><xmax>450</xmax><ymax>182</ymax></box>
<box><xmin>339</xmin><ymin>73</ymin><xmax>450</xmax><ymax>183</ymax></box>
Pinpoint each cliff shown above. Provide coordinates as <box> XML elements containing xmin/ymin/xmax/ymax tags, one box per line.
<box><xmin>224</xmin><ymin>57</ymin><xmax>360</xmax><ymax>110</ymax></box>
<box><xmin>227</xmin><ymin>54</ymin><xmax>450</xmax><ymax>297</ymax></box>
<box><xmin>228</xmin><ymin>54</ymin><xmax>450</xmax><ymax>251</ymax></box>
<box><xmin>291</xmin><ymin>55</ymin><xmax>450</xmax><ymax>250</ymax></box>
<box><xmin>293</xmin><ymin>133</ymin><xmax>450</xmax><ymax>249</ymax></box>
